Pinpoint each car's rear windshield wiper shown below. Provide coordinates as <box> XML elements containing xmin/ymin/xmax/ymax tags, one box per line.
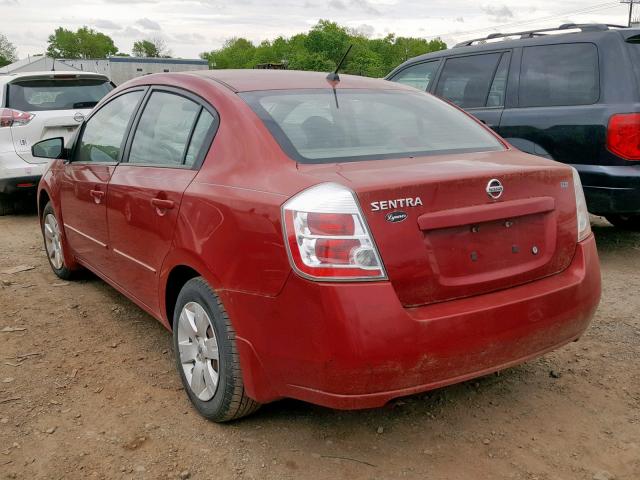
<box><xmin>72</xmin><ymin>101</ymin><xmax>98</xmax><ymax>109</ymax></box>
<box><xmin>625</xmin><ymin>34</ymin><xmax>640</xmax><ymax>44</ymax></box>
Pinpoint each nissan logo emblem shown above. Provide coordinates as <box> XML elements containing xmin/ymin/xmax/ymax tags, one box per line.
<box><xmin>486</xmin><ymin>179</ymin><xmax>504</xmax><ymax>199</ymax></box>
<box><xmin>73</xmin><ymin>112</ymin><xmax>85</xmax><ymax>123</ymax></box>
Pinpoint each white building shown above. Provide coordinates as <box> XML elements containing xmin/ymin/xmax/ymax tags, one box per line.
<box><xmin>0</xmin><ymin>56</ymin><xmax>209</xmax><ymax>85</ymax></box>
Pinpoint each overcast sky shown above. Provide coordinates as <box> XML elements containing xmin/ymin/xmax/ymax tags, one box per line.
<box><xmin>0</xmin><ymin>0</ymin><xmax>634</xmax><ymax>59</ymax></box>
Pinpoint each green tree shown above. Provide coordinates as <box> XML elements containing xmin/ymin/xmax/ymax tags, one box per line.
<box><xmin>394</xmin><ymin>37</ymin><xmax>446</xmax><ymax>64</ymax></box>
<box><xmin>348</xmin><ymin>44</ymin><xmax>385</xmax><ymax>77</ymax></box>
<box><xmin>201</xmin><ymin>38</ymin><xmax>255</xmax><ymax>69</ymax></box>
<box><xmin>132</xmin><ymin>38</ymin><xmax>170</xmax><ymax>58</ymax></box>
<box><xmin>199</xmin><ymin>20</ymin><xmax>447</xmax><ymax>77</ymax></box>
<box><xmin>46</xmin><ymin>26</ymin><xmax>118</xmax><ymax>59</ymax></box>
<box><xmin>0</xmin><ymin>33</ymin><xmax>18</xmax><ymax>67</ymax></box>
<box><xmin>304</xmin><ymin>20</ymin><xmax>350</xmax><ymax>65</ymax></box>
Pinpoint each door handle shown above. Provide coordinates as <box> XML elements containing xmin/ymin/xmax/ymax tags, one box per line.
<box><xmin>89</xmin><ymin>189</ymin><xmax>105</xmax><ymax>204</ymax></box>
<box><xmin>151</xmin><ymin>198</ymin><xmax>175</xmax><ymax>210</ymax></box>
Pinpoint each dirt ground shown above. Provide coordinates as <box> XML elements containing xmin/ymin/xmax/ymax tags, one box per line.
<box><xmin>0</xmin><ymin>211</ymin><xmax>639</xmax><ymax>480</ymax></box>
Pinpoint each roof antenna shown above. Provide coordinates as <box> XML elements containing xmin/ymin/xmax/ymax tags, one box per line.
<box><xmin>326</xmin><ymin>44</ymin><xmax>352</xmax><ymax>85</ymax></box>
<box><xmin>327</xmin><ymin>44</ymin><xmax>352</xmax><ymax>108</ymax></box>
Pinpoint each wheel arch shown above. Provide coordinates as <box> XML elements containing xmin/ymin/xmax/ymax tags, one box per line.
<box><xmin>164</xmin><ymin>264</ymin><xmax>202</xmax><ymax>331</ymax></box>
<box><xmin>161</xmin><ymin>255</ymin><xmax>279</xmax><ymax>404</ymax></box>
<box><xmin>38</xmin><ymin>188</ymin><xmax>51</xmax><ymax>220</ymax></box>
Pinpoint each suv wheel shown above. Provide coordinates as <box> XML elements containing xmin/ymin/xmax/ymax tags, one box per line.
<box><xmin>173</xmin><ymin>277</ymin><xmax>260</xmax><ymax>422</ymax></box>
<box><xmin>41</xmin><ymin>202</ymin><xmax>74</xmax><ymax>279</ymax></box>
<box><xmin>605</xmin><ymin>214</ymin><xmax>640</xmax><ymax>231</ymax></box>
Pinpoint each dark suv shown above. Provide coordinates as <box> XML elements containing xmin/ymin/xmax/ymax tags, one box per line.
<box><xmin>387</xmin><ymin>23</ymin><xmax>640</xmax><ymax>229</ymax></box>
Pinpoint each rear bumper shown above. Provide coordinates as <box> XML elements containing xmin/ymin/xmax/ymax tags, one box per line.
<box><xmin>224</xmin><ymin>235</ymin><xmax>601</xmax><ymax>409</ymax></box>
<box><xmin>0</xmin><ymin>175</ymin><xmax>41</xmax><ymax>195</ymax></box>
<box><xmin>573</xmin><ymin>163</ymin><xmax>640</xmax><ymax>214</ymax></box>
<box><xmin>0</xmin><ymin>151</ymin><xmax>47</xmax><ymax>194</ymax></box>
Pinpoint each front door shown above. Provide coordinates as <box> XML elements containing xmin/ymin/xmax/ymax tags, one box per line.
<box><xmin>497</xmin><ymin>43</ymin><xmax>602</xmax><ymax>164</ymax></box>
<box><xmin>105</xmin><ymin>89</ymin><xmax>218</xmax><ymax>312</ymax></box>
<box><xmin>59</xmin><ymin>89</ymin><xmax>145</xmax><ymax>271</ymax></box>
<box><xmin>59</xmin><ymin>163</ymin><xmax>114</xmax><ymax>268</ymax></box>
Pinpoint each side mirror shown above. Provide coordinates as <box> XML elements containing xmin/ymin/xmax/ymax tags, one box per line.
<box><xmin>31</xmin><ymin>137</ymin><xmax>68</xmax><ymax>160</ymax></box>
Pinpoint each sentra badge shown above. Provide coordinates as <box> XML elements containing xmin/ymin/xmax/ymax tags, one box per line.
<box><xmin>371</xmin><ymin>197</ymin><xmax>422</xmax><ymax>212</ymax></box>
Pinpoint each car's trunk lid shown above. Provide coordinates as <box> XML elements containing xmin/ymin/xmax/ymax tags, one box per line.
<box><xmin>301</xmin><ymin>150</ymin><xmax>578</xmax><ymax>307</ymax></box>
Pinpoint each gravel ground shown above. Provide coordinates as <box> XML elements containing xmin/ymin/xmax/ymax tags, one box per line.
<box><xmin>0</xmin><ymin>212</ymin><xmax>639</xmax><ymax>480</ymax></box>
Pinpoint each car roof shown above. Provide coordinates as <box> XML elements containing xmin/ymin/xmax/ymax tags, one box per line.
<box><xmin>0</xmin><ymin>71</ymin><xmax>110</xmax><ymax>85</ymax></box>
<box><xmin>187</xmin><ymin>69</ymin><xmax>412</xmax><ymax>93</ymax></box>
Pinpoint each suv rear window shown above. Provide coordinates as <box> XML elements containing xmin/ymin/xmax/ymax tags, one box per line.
<box><xmin>7</xmin><ymin>78</ymin><xmax>113</xmax><ymax>112</ymax></box>
<box><xmin>519</xmin><ymin>43</ymin><xmax>600</xmax><ymax>107</ymax></box>
<box><xmin>241</xmin><ymin>89</ymin><xmax>503</xmax><ymax>164</ymax></box>
<box><xmin>626</xmin><ymin>35</ymin><xmax>640</xmax><ymax>86</ymax></box>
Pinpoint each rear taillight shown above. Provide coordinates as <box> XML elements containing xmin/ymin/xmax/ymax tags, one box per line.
<box><xmin>572</xmin><ymin>168</ymin><xmax>591</xmax><ymax>242</ymax></box>
<box><xmin>606</xmin><ymin>113</ymin><xmax>640</xmax><ymax>161</ymax></box>
<box><xmin>282</xmin><ymin>183</ymin><xmax>386</xmax><ymax>281</ymax></box>
<box><xmin>0</xmin><ymin>108</ymin><xmax>35</xmax><ymax>128</ymax></box>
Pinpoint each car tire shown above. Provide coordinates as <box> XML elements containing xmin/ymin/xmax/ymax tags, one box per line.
<box><xmin>41</xmin><ymin>202</ymin><xmax>74</xmax><ymax>280</ymax></box>
<box><xmin>173</xmin><ymin>277</ymin><xmax>261</xmax><ymax>422</ymax></box>
<box><xmin>605</xmin><ymin>214</ymin><xmax>640</xmax><ymax>231</ymax></box>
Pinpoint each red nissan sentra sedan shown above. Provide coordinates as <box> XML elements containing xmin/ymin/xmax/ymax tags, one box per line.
<box><xmin>33</xmin><ymin>70</ymin><xmax>601</xmax><ymax>421</ymax></box>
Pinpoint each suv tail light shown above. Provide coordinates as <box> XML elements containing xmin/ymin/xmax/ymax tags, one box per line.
<box><xmin>282</xmin><ymin>183</ymin><xmax>386</xmax><ymax>281</ymax></box>
<box><xmin>0</xmin><ymin>108</ymin><xmax>35</xmax><ymax>128</ymax></box>
<box><xmin>606</xmin><ymin>113</ymin><xmax>640</xmax><ymax>161</ymax></box>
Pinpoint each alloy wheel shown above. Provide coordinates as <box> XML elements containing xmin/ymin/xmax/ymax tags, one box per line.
<box><xmin>43</xmin><ymin>213</ymin><xmax>64</xmax><ymax>270</ymax></box>
<box><xmin>177</xmin><ymin>301</ymin><xmax>220</xmax><ymax>401</ymax></box>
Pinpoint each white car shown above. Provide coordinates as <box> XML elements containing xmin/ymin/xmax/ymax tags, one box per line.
<box><xmin>0</xmin><ymin>71</ymin><xmax>113</xmax><ymax>214</ymax></box>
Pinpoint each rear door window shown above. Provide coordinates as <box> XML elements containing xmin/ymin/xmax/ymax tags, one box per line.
<box><xmin>184</xmin><ymin>110</ymin><xmax>217</xmax><ymax>168</ymax></box>
<box><xmin>391</xmin><ymin>61</ymin><xmax>440</xmax><ymax>91</ymax></box>
<box><xmin>128</xmin><ymin>91</ymin><xmax>201</xmax><ymax>167</ymax></box>
<box><xmin>75</xmin><ymin>90</ymin><xmax>143</xmax><ymax>163</ymax></box>
<box><xmin>434</xmin><ymin>53</ymin><xmax>503</xmax><ymax>108</ymax></box>
<box><xmin>519</xmin><ymin>43</ymin><xmax>600</xmax><ymax>107</ymax></box>
<box><xmin>486</xmin><ymin>52</ymin><xmax>511</xmax><ymax>107</ymax></box>
<box><xmin>7</xmin><ymin>78</ymin><xmax>113</xmax><ymax>111</ymax></box>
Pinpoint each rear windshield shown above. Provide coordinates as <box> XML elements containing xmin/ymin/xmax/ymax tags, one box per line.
<box><xmin>627</xmin><ymin>35</ymin><xmax>640</xmax><ymax>87</ymax></box>
<box><xmin>7</xmin><ymin>78</ymin><xmax>113</xmax><ymax>112</ymax></box>
<box><xmin>240</xmin><ymin>89</ymin><xmax>503</xmax><ymax>164</ymax></box>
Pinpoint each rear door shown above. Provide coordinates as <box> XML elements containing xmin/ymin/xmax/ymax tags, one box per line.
<box><xmin>6</xmin><ymin>75</ymin><xmax>113</xmax><ymax>164</ymax></box>
<box><xmin>104</xmin><ymin>87</ymin><xmax>219</xmax><ymax>312</ymax></box>
<box><xmin>433</xmin><ymin>51</ymin><xmax>512</xmax><ymax>128</ymax></box>
<box><xmin>59</xmin><ymin>89</ymin><xmax>145</xmax><ymax>271</ymax></box>
<box><xmin>497</xmin><ymin>43</ymin><xmax>602</xmax><ymax>162</ymax></box>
